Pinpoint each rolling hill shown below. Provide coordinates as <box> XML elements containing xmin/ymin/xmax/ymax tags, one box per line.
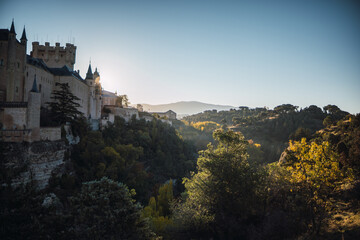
<box><xmin>139</xmin><ymin>101</ymin><xmax>234</xmax><ymax>118</ymax></box>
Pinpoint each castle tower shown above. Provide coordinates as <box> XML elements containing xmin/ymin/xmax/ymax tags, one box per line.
<box><xmin>85</xmin><ymin>63</ymin><xmax>95</xmax><ymax>90</ymax></box>
<box><xmin>93</xmin><ymin>67</ymin><xmax>102</xmax><ymax>119</ymax></box>
<box><xmin>20</xmin><ymin>26</ymin><xmax>27</xmax><ymax>47</ymax></box>
<box><xmin>27</xmin><ymin>75</ymin><xmax>41</xmax><ymax>131</ymax></box>
<box><xmin>3</xmin><ymin>20</ymin><xmax>26</xmax><ymax>102</ymax></box>
<box><xmin>94</xmin><ymin>67</ymin><xmax>100</xmax><ymax>84</ymax></box>
<box><xmin>85</xmin><ymin>63</ymin><xmax>95</xmax><ymax>118</ymax></box>
<box><xmin>30</xmin><ymin>42</ymin><xmax>76</xmax><ymax>70</ymax></box>
<box><xmin>5</xmin><ymin>20</ymin><xmax>17</xmax><ymax>102</ymax></box>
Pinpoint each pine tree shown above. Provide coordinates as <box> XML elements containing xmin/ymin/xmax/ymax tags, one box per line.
<box><xmin>47</xmin><ymin>82</ymin><xmax>83</xmax><ymax>124</ymax></box>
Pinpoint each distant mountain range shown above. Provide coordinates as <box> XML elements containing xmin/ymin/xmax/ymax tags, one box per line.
<box><xmin>140</xmin><ymin>101</ymin><xmax>234</xmax><ymax>118</ymax></box>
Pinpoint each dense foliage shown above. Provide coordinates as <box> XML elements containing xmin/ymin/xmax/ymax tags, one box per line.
<box><xmin>171</xmin><ymin>130</ymin><xmax>267</xmax><ymax>239</ymax></box>
<box><xmin>183</xmin><ymin>104</ymin><xmax>349</xmax><ymax>163</ymax></box>
<box><xmin>69</xmin><ymin>177</ymin><xmax>154</xmax><ymax>239</ymax></box>
<box><xmin>71</xmin><ymin>116</ymin><xmax>196</xmax><ymax>202</ymax></box>
<box><xmin>1</xmin><ymin>107</ymin><xmax>359</xmax><ymax>239</ymax></box>
<box><xmin>171</xmin><ymin>119</ymin><xmax>215</xmax><ymax>151</ymax></box>
<box><xmin>0</xmin><ymin>178</ymin><xmax>154</xmax><ymax>239</ymax></box>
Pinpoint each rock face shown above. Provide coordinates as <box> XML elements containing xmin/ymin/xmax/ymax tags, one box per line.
<box><xmin>1</xmin><ymin>140</ymin><xmax>67</xmax><ymax>189</ymax></box>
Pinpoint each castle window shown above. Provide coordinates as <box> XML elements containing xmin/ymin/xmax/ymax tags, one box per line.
<box><xmin>39</xmin><ymin>84</ymin><xmax>42</xmax><ymax>92</ymax></box>
<box><xmin>17</xmin><ymin>62</ymin><xmax>20</xmax><ymax>68</ymax></box>
<box><xmin>26</xmin><ymin>72</ymin><xmax>28</xmax><ymax>77</ymax></box>
<box><xmin>16</xmin><ymin>87</ymin><xmax>18</xmax><ymax>93</ymax></box>
<box><xmin>0</xmin><ymin>59</ymin><xmax>3</xmax><ymax>66</ymax></box>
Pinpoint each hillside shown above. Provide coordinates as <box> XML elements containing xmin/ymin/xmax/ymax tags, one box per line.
<box><xmin>182</xmin><ymin>104</ymin><xmax>350</xmax><ymax>163</ymax></box>
<box><xmin>140</xmin><ymin>101</ymin><xmax>234</xmax><ymax>117</ymax></box>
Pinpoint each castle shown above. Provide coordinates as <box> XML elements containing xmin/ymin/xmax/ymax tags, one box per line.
<box><xmin>0</xmin><ymin>20</ymin><xmax>102</xmax><ymax>142</ymax></box>
<box><xmin>0</xmin><ymin>20</ymin><xmax>177</xmax><ymax>142</ymax></box>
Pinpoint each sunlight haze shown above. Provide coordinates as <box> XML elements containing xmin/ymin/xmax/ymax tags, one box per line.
<box><xmin>1</xmin><ymin>0</ymin><xmax>359</xmax><ymax>113</ymax></box>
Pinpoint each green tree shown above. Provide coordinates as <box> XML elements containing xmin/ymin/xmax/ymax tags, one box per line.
<box><xmin>69</xmin><ymin>177</ymin><xmax>154</xmax><ymax>239</ymax></box>
<box><xmin>323</xmin><ymin>115</ymin><xmax>333</xmax><ymax>127</ymax></box>
<box><xmin>323</xmin><ymin>104</ymin><xmax>341</xmax><ymax>115</ymax></box>
<box><xmin>174</xmin><ymin>129</ymin><xmax>267</xmax><ymax>238</ymax></box>
<box><xmin>289</xmin><ymin>127</ymin><xmax>312</xmax><ymax>141</ymax></box>
<box><xmin>116</xmin><ymin>94</ymin><xmax>130</xmax><ymax>107</ymax></box>
<box><xmin>274</xmin><ymin>104</ymin><xmax>298</xmax><ymax>114</ymax></box>
<box><xmin>47</xmin><ymin>82</ymin><xmax>83</xmax><ymax>125</ymax></box>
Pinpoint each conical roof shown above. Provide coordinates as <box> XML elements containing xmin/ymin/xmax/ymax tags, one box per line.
<box><xmin>86</xmin><ymin>63</ymin><xmax>93</xmax><ymax>79</ymax></box>
<box><xmin>21</xmin><ymin>26</ymin><xmax>27</xmax><ymax>41</ymax></box>
<box><xmin>31</xmin><ymin>75</ymin><xmax>39</xmax><ymax>92</ymax></box>
<box><xmin>10</xmin><ymin>19</ymin><xmax>15</xmax><ymax>34</ymax></box>
<box><xmin>94</xmin><ymin>67</ymin><xmax>99</xmax><ymax>75</ymax></box>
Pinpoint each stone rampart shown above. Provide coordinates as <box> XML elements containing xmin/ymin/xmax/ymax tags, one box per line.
<box><xmin>40</xmin><ymin>127</ymin><xmax>61</xmax><ymax>141</ymax></box>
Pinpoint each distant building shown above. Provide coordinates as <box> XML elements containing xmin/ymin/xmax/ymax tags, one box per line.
<box><xmin>102</xmin><ymin>90</ymin><xmax>117</xmax><ymax>107</ymax></box>
<box><xmin>150</xmin><ymin>110</ymin><xmax>177</xmax><ymax>120</ymax></box>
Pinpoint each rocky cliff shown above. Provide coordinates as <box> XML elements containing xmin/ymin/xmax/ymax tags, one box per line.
<box><xmin>1</xmin><ymin>140</ymin><xmax>67</xmax><ymax>189</ymax></box>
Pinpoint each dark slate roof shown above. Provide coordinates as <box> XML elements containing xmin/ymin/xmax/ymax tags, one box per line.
<box><xmin>27</xmin><ymin>55</ymin><xmax>50</xmax><ymax>72</ymax></box>
<box><xmin>49</xmin><ymin>65</ymin><xmax>85</xmax><ymax>82</ymax></box>
<box><xmin>0</xmin><ymin>29</ymin><xmax>9</xmax><ymax>41</ymax></box>
<box><xmin>27</xmin><ymin>55</ymin><xmax>85</xmax><ymax>83</ymax></box>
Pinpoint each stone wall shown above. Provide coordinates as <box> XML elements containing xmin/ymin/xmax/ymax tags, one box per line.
<box><xmin>2</xmin><ymin>106</ymin><xmax>27</xmax><ymax>129</ymax></box>
<box><xmin>1</xmin><ymin>140</ymin><xmax>67</xmax><ymax>189</ymax></box>
<box><xmin>111</xmin><ymin>107</ymin><xmax>139</xmax><ymax>122</ymax></box>
<box><xmin>40</xmin><ymin>127</ymin><xmax>61</xmax><ymax>141</ymax></box>
<box><xmin>0</xmin><ymin>129</ymin><xmax>32</xmax><ymax>142</ymax></box>
<box><xmin>0</xmin><ymin>39</ymin><xmax>9</xmax><ymax>101</ymax></box>
<box><xmin>25</xmin><ymin>64</ymin><xmax>54</xmax><ymax>106</ymax></box>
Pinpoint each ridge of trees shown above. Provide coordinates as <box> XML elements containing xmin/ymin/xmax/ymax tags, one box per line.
<box><xmin>182</xmin><ymin>104</ymin><xmax>349</xmax><ymax>163</ymax></box>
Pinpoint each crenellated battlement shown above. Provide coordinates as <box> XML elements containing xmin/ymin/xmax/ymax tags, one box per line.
<box><xmin>31</xmin><ymin>42</ymin><xmax>76</xmax><ymax>70</ymax></box>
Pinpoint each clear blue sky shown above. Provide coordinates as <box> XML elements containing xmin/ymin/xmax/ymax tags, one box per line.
<box><xmin>1</xmin><ymin>0</ymin><xmax>359</xmax><ymax>113</ymax></box>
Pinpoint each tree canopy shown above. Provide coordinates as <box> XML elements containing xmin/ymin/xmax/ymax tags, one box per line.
<box><xmin>69</xmin><ymin>177</ymin><xmax>154</xmax><ymax>239</ymax></box>
<box><xmin>173</xmin><ymin>129</ymin><xmax>267</xmax><ymax>239</ymax></box>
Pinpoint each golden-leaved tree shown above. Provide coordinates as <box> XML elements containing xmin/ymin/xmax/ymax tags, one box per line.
<box><xmin>143</xmin><ymin>181</ymin><xmax>174</xmax><ymax>234</ymax></box>
<box><xmin>285</xmin><ymin>138</ymin><xmax>353</xmax><ymax>234</ymax></box>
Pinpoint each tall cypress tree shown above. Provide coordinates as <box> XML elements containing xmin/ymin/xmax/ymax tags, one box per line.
<box><xmin>47</xmin><ymin>82</ymin><xmax>83</xmax><ymax>125</ymax></box>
